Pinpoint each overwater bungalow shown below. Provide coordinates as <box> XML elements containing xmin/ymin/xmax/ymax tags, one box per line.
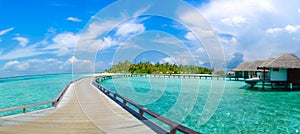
<box><xmin>232</xmin><ymin>60</ymin><xmax>265</xmax><ymax>80</ymax></box>
<box><xmin>232</xmin><ymin>53</ymin><xmax>300</xmax><ymax>89</ymax></box>
<box><xmin>257</xmin><ymin>53</ymin><xmax>300</xmax><ymax>89</ymax></box>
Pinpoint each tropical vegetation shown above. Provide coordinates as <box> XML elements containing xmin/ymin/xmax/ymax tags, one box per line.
<box><xmin>105</xmin><ymin>61</ymin><xmax>213</xmax><ymax>74</ymax></box>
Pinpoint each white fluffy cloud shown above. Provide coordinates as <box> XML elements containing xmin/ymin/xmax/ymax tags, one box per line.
<box><xmin>76</xmin><ymin>36</ymin><xmax>117</xmax><ymax>53</ymax></box>
<box><xmin>197</xmin><ymin>0</ymin><xmax>300</xmax><ymax>61</ymax></box>
<box><xmin>196</xmin><ymin>48</ymin><xmax>205</xmax><ymax>53</ymax></box>
<box><xmin>80</xmin><ymin>21</ymin><xmax>116</xmax><ymax>40</ymax></box>
<box><xmin>61</xmin><ymin>56</ymin><xmax>94</xmax><ymax>73</ymax></box>
<box><xmin>267</xmin><ymin>24</ymin><xmax>300</xmax><ymax>34</ymax></box>
<box><xmin>0</xmin><ymin>45</ymin><xmax>45</xmax><ymax>60</ymax></box>
<box><xmin>67</xmin><ymin>17</ymin><xmax>82</xmax><ymax>22</ymax></box>
<box><xmin>3</xmin><ymin>60</ymin><xmax>29</xmax><ymax>71</ymax></box>
<box><xmin>52</xmin><ymin>32</ymin><xmax>79</xmax><ymax>49</ymax></box>
<box><xmin>266</xmin><ymin>27</ymin><xmax>283</xmax><ymax>34</ymax></box>
<box><xmin>45</xmin><ymin>32</ymin><xmax>79</xmax><ymax>56</ymax></box>
<box><xmin>159</xmin><ymin>51</ymin><xmax>198</xmax><ymax>65</ymax></box>
<box><xmin>151</xmin><ymin>36</ymin><xmax>185</xmax><ymax>50</ymax></box>
<box><xmin>115</xmin><ymin>22</ymin><xmax>145</xmax><ymax>37</ymax></box>
<box><xmin>0</xmin><ymin>27</ymin><xmax>14</xmax><ymax>36</ymax></box>
<box><xmin>1</xmin><ymin>19</ymin><xmax>129</xmax><ymax>60</ymax></box>
<box><xmin>2</xmin><ymin>58</ymin><xmax>65</xmax><ymax>77</ymax></box>
<box><xmin>219</xmin><ymin>36</ymin><xmax>238</xmax><ymax>45</ymax></box>
<box><xmin>221</xmin><ymin>16</ymin><xmax>246</xmax><ymax>26</ymax></box>
<box><xmin>97</xmin><ymin>36</ymin><xmax>117</xmax><ymax>50</ymax></box>
<box><xmin>200</xmin><ymin>0</ymin><xmax>275</xmax><ymax>20</ymax></box>
<box><xmin>185</xmin><ymin>32</ymin><xmax>197</xmax><ymax>41</ymax></box>
<box><xmin>284</xmin><ymin>25</ymin><xmax>300</xmax><ymax>33</ymax></box>
<box><xmin>160</xmin><ymin>57</ymin><xmax>176</xmax><ymax>64</ymax></box>
<box><xmin>13</xmin><ymin>36</ymin><xmax>29</xmax><ymax>47</ymax></box>
<box><xmin>76</xmin><ymin>20</ymin><xmax>120</xmax><ymax>53</ymax></box>
<box><xmin>76</xmin><ymin>18</ymin><xmax>146</xmax><ymax>53</ymax></box>
<box><xmin>1</xmin><ymin>31</ymin><xmax>80</xmax><ymax>60</ymax></box>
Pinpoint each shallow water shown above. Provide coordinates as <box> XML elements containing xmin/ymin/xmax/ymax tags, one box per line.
<box><xmin>0</xmin><ymin>74</ymin><xmax>85</xmax><ymax>116</ymax></box>
<box><xmin>101</xmin><ymin>77</ymin><xmax>300</xmax><ymax>133</ymax></box>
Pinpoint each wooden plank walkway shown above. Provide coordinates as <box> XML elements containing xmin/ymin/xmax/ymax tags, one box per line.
<box><xmin>0</xmin><ymin>77</ymin><xmax>155</xmax><ymax>134</ymax></box>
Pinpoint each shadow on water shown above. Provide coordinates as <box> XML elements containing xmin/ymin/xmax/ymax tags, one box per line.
<box><xmin>239</xmin><ymin>83</ymin><xmax>300</xmax><ymax>92</ymax></box>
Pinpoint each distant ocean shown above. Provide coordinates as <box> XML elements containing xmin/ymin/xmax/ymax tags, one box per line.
<box><xmin>0</xmin><ymin>74</ymin><xmax>86</xmax><ymax>116</ymax></box>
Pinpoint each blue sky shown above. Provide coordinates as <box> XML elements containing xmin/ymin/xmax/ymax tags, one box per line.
<box><xmin>0</xmin><ymin>0</ymin><xmax>300</xmax><ymax>78</ymax></box>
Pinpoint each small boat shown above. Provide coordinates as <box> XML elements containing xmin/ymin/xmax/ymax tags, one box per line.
<box><xmin>245</xmin><ymin>77</ymin><xmax>261</xmax><ymax>88</ymax></box>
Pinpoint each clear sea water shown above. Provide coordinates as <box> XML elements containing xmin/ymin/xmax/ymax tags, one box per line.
<box><xmin>101</xmin><ymin>77</ymin><xmax>300</xmax><ymax>133</ymax></box>
<box><xmin>0</xmin><ymin>74</ymin><xmax>86</xmax><ymax>116</ymax></box>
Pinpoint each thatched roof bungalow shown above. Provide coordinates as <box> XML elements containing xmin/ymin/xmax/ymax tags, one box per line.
<box><xmin>244</xmin><ymin>60</ymin><xmax>265</xmax><ymax>71</ymax></box>
<box><xmin>232</xmin><ymin>62</ymin><xmax>251</xmax><ymax>72</ymax></box>
<box><xmin>258</xmin><ymin>54</ymin><xmax>300</xmax><ymax>69</ymax></box>
<box><xmin>257</xmin><ymin>58</ymin><xmax>275</xmax><ymax>68</ymax></box>
<box><xmin>232</xmin><ymin>60</ymin><xmax>265</xmax><ymax>79</ymax></box>
<box><xmin>233</xmin><ymin>53</ymin><xmax>300</xmax><ymax>82</ymax></box>
<box><xmin>258</xmin><ymin>53</ymin><xmax>300</xmax><ymax>83</ymax></box>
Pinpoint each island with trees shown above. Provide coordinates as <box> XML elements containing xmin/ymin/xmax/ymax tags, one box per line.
<box><xmin>105</xmin><ymin>61</ymin><xmax>213</xmax><ymax>74</ymax></box>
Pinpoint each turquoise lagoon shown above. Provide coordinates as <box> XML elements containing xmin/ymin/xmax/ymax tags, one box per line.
<box><xmin>1</xmin><ymin>74</ymin><xmax>299</xmax><ymax>133</ymax></box>
<box><xmin>0</xmin><ymin>74</ymin><xmax>86</xmax><ymax>116</ymax></box>
<box><xmin>101</xmin><ymin>77</ymin><xmax>300</xmax><ymax>133</ymax></box>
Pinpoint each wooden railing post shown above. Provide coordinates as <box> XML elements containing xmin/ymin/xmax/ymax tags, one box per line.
<box><xmin>139</xmin><ymin>109</ymin><xmax>144</xmax><ymax>116</ymax></box>
<box><xmin>123</xmin><ymin>100</ymin><xmax>127</xmax><ymax>106</ymax></box>
<box><xmin>52</xmin><ymin>101</ymin><xmax>57</xmax><ymax>107</ymax></box>
<box><xmin>23</xmin><ymin>107</ymin><xmax>26</xmax><ymax>113</ymax></box>
<box><xmin>113</xmin><ymin>94</ymin><xmax>117</xmax><ymax>101</ymax></box>
<box><xmin>170</xmin><ymin>126</ymin><xmax>177</xmax><ymax>134</ymax></box>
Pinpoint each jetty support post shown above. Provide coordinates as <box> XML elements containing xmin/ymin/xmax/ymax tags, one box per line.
<box><xmin>139</xmin><ymin>109</ymin><xmax>144</xmax><ymax>116</ymax></box>
<box><xmin>170</xmin><ymin>126</ymin><xmax>177</xmax><ymax>134</ymax></box>
<box><xmin>52</xmin><ymin>101</ymin><xmax>57</xmax><ymax>107</ymax></box>
<box><xmin>23</xmin><ymin>107</ymin><xmax>26</xmax><ymax>113</ymax></box>
<box><xmin>123</xmin><ymin>100</ymin><xmax>127</xmax><ymax>106</ymax></box>
<box><xmin>262</xmin><ymin>68</ymin><xmax>266</xmax><ymax>89</ymax></box>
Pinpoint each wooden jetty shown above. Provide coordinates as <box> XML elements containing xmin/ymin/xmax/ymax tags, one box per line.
<box><xmin>93</xmin><ymin>75</ymin><xmax>200</xmax><ymax>134</ymax></box>
<box><xmin>95</xmin><ymin>73</ymin><xmax>226</xmax><ymax>80</ymax></box>
<box><xmin>0</xmin><ymin>77</ymin><xmax>155</xmax><ymax>134</ymax></box>
<box><xmin>0</xmin><ymin>75</ymin><xmax>201</xmax><ymax>134</ymax></box>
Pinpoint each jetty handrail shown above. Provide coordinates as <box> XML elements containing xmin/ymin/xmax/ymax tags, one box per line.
<box><xmin>0</xmin><ymin>77</ymin><xmax>86</xmax><ymax>116</ymax></box>
<box><xmin>114</xmin><ymin>92</ymin><xmax>199</xmax><ymax>134</ymax></box>
<box><xmin>52</xmin><ymin>79</ymin><xmax>74</xmax><ymax>107</ymax></box>
<box><xmin>53</xmin><ymin>77</ymin><xmax>85</xmax><ymax>106</ymax></box>
<box><xmin>0</xmin><ymin>100</ymin><xmax>54</xmax><ymax>113</ymax></box>
<box><xmin>93</xmin><ymin>77</ymin><xmax>200</xmax><ymax>134</ymax></box>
